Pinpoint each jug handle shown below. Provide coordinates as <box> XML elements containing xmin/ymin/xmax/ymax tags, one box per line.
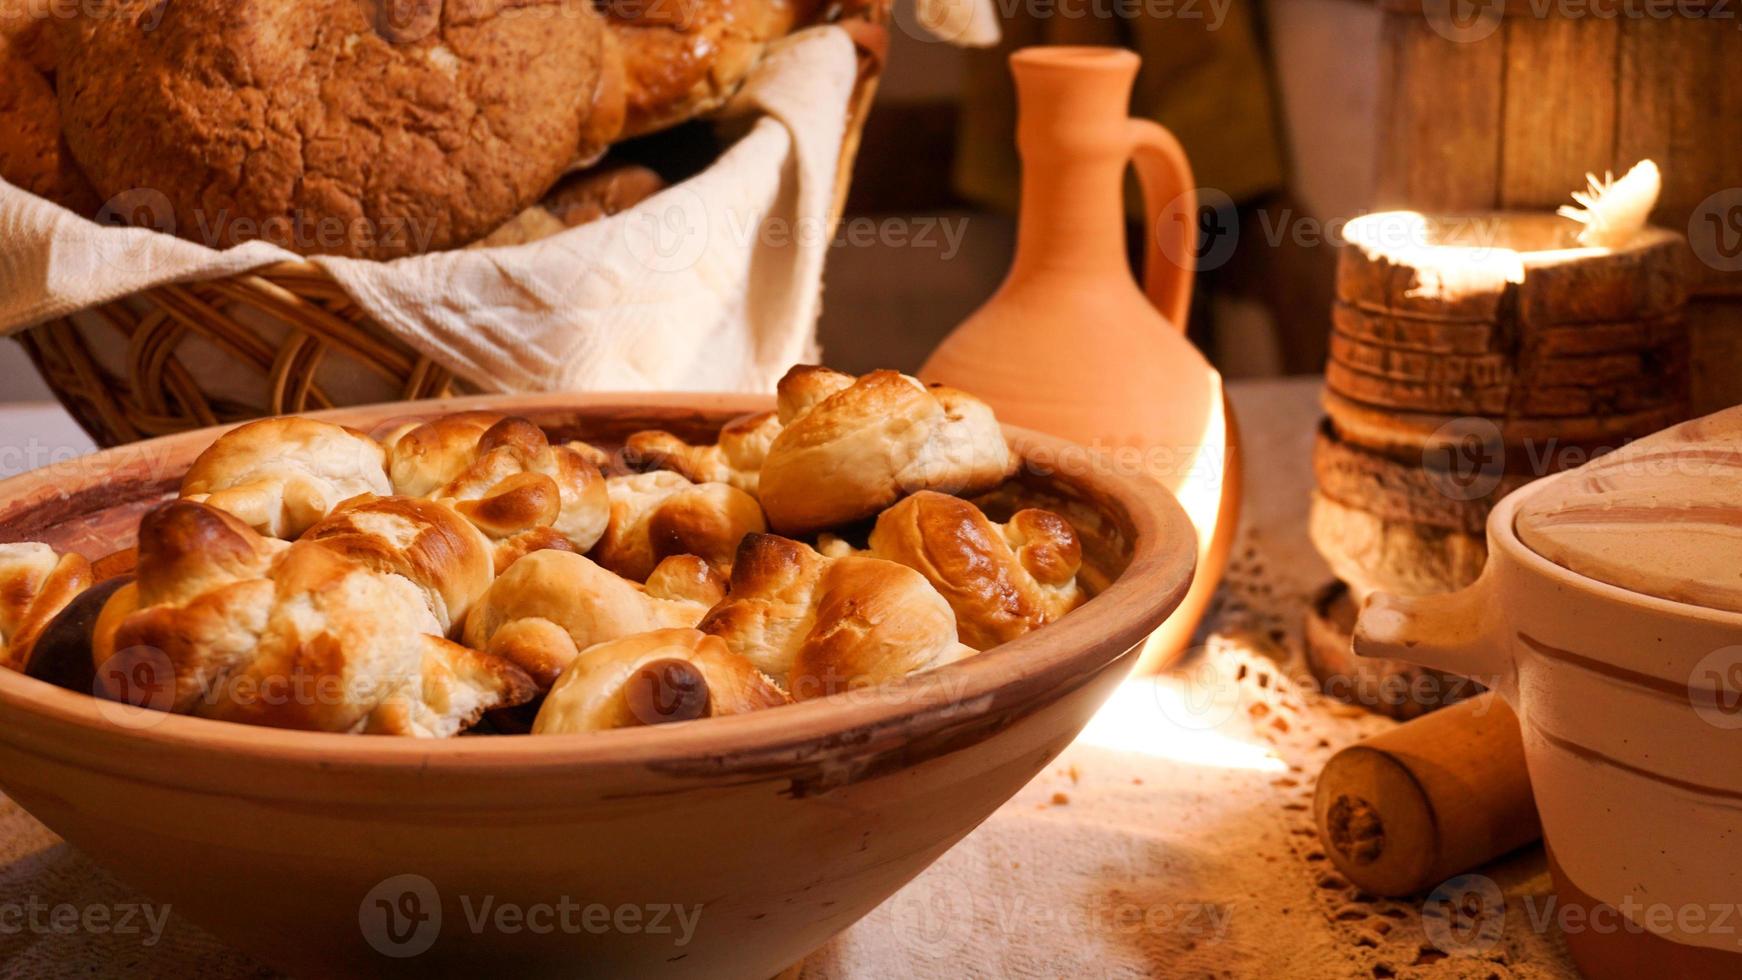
<box><xmin>1127</xmin><ymin>118</ymin><xmax>1196</xmax><ymax>333</ymax></box>
<box><xmin>1352</xmin><ymin>573</ymin><xmax>1514</xmax><ymax>693</ymax></box>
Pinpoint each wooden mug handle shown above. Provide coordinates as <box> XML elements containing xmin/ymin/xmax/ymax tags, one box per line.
<box><xmin>1126</xmin><ymin>118</ymin><xmax>1196</xmax><ymax>333</ymax></box>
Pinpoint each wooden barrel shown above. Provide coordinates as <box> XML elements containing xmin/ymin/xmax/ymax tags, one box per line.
<box><xmin>1376</xmin><ymin>0</ymin><xmax>1742</xmax><ymax>413</ymax></box>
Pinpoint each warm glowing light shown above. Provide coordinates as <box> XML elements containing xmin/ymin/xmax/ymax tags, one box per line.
<box><xmin>1075</xmin><ymin>677</ymin><xmax>1287</xmax><ymax>773</ymax></box>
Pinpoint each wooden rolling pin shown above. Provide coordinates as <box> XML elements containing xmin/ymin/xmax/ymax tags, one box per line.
<box><xmin>1313</xmin><ymin>693</ymin><xmax>1541</xmax><ymax>896</ymax></box>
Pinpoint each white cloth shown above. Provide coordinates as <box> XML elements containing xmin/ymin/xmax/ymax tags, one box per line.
<box><xmin>0</xmin><ymin>28</ymin><xmax>858</xmax><ymax>397</ymax></box>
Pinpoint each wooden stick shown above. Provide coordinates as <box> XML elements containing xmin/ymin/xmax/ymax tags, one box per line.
<box><xmin>1312</xmin><ymin>692</ymin><xmax>1541</xmax><ymax>896</ymax></box>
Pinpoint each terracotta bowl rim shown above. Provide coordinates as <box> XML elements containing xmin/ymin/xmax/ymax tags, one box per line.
<box><xmin>1490</xmin><ymin>480</ymin><xmax>1742</xmax><ymax>628</ymax></box>
<box><xmin>0</xmin><ymin>391</ymin><xmax>1198</xmax><ymax>777</ymax></box>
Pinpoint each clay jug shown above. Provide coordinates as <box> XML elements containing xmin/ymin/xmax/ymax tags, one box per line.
<box><xmin>920</xmin><ymin>46</ymin><xmax>1240</xmax><ymax>671</ymax></box>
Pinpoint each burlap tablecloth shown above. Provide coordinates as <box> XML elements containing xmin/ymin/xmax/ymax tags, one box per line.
<box><xmin>0</xmin><ymin>379</ymin><xmax>1581</xmax><ymax>978</ymax></box>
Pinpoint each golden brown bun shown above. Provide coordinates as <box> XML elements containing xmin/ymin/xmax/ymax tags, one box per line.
<box><xmin>298</xmin><ymin>495</ymin><xmax>496</xmax><ymax>634</ymax></box>
<box><xmin>623</xmin><ymin>410</ymin><xmax>778</xmax><ymax>493</ymax></box>
<box><xmin>0</xmin><ymin>34</ymin><xmax>98</xmax><ymax>214</ymax></box>
<box><xmin>56</xmin><ymin>0</ymin><xmax>623</xmax><ymax>259</ymax></box>
<box><xmin>0</xmin><ymin>543</ymin><xmax>94</xmax><ymax>673</ymax></box>
<box><xmin>462</xmin><ymin>550</ymin><xmax>726</xmax><ymax>690</ymax></box>
<box><xmin>699</xmin><ymin>533</ymin><xmax>973</xmax><ymax>699</ymax></box>
<box><xmin>532</xmin><ymin>627</ymin><xmax>787</xmax><ymax>733</ymax></box>
<box><xmin>382</xmin><ymin>413</ymin><xmax>610</xmax><ymax>571</ymax></box>
<box><xmin>91</xmin><ymin>500</ymin><xmax>533</xmax><ymax>736</ymax></box>
<box><xmin>758</xmin><ymin>366</ymin><xmax>1017</xmax><ymax>536</ymax></box>
<box><xmin>604</xmin><ymin>0</ymin><xmax>825</xmax><ymax>138</ymax></box>
<box><xmin>591</xmin><ymin>471</ymin><xmax>767</xmax><ymax>581</ymax></box>
<box><xmin>181</xmin><ymin>418</ymin><xmax>392</xmax><ymax>539</ymax></box>
<box><xmin>836</xmin><ymin>491</ymin><xmax>1085</xmax><ymax>649</ymax></box>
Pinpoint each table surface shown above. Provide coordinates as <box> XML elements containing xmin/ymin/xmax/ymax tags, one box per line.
<box><xmin>0</xmin><ymin>381</ymin><xmax>1578</xmax><ymax>977</ymax></box>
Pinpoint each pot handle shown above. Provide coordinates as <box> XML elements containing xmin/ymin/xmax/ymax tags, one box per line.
<box><xmin>1352</xmin><ymin>574</ymin><xmax>1513</xmax><ymax>692</ymax></box>
<box><xmin>1127</xmin><ymin>118</ymin><xmax>1195</xmax><ymax>333</ymax></box>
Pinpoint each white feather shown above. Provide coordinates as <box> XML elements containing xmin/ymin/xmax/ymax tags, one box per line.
<box><xmin>1556</xmin><ymin>159</ymin><xmax>1661</xmax><ymax>248</ymax></box>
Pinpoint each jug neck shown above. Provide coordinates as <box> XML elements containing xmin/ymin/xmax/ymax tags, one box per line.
<box><xmin>1006</xmin><ymin>48</ymin><xmax>1142</xmax><ymax>282</ymax></box>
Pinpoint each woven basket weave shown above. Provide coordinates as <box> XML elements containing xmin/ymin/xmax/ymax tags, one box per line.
<box><xmin>16</xmin><ymin>20</ymin><xmax>889</xmax><ymax>448</ymax></box>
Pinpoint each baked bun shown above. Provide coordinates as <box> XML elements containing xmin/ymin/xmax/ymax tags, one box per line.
<box><xmin>0</xmin><ymin>33</ymin><xmax>98</xmax><ymax>213</ymax></box>
<box><xmin>699</xmin><ymin>533</ymin><xmax>974</xmax><ymax>699</ymax></box>
<box><xmin>623</xmin><ymin>410</ymin><xmax>779</xmax><ymax>493</ymax></box>
<box><xmin>57</xmin><ymin>0</ymin><xmax>625</xmax><ymax>259</ymax></box>
<box><xmin>605</xmin><ymin>0</ymin><xmax>824</xmax><ymax>137</ymax></box>
<box><xmin>591</xmin><ymin>471</ymin><xmax>766</xmax><ymax>580</ymax></box>
<box><xmin>532</xmin><ymin>627</ymin><xmax>786</xmax><ymax>733</ymax></box>
<box><xmin>92</xmin><ymin>500</ymin><xmax>533</xmax><ymax>736</ymax></box>
<box><xmin>758</xmin><ymin>366</ymin><xmax>1017</xmax><ymax>535</ymax></box>
<box><xmin>462</xmin><ymin>550</ymin><xmax>726</xmax><ymax>689</ymax></box>
<box><xmin>826</xmin><ymin>491</ymin><xmax>1085</xmax><ymax>648</ymax></box>
<box><xmin>299</xmin><ymin>495</ymin><xmax>496</xmax><ymax>633</ymax></box>
<box><xmin>0</xmin><ymin>543</ymin><xmax>94</xmax><ymax>673</ymax></box>
<box><xmin>382</xmin><ymin>413</ymin><xmax>610</xmax><ymax>570</ymax></box>
<box><xmin>181</xmin><ymin>418</ymin><xmax>391</xmax><ymax>539</ymax></box>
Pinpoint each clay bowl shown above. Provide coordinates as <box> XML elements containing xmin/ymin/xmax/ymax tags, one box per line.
<box><xmin>0</xmin><ymin>393</ymin><xmax>1197</xmax><ymax>978</ymax></box>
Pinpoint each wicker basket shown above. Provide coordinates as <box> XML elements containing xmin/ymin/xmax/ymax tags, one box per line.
<box><xmin>15</xmin><ymin>20</ymin><xmax>889</xmax><ymax>448</ymax></box>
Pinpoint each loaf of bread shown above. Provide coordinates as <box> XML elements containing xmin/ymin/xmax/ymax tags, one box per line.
<box><xmin>0</xmin><ymin>33</ymin><xmax>97</xmax><ymax>213</ymax></box>
<box><xmin>56</xmin><ymin>0</ymin><xmax>625</xmax><ymax>259</ymax></box>
<box><xmin>822</xmin><ymin>491</ymin><xmax>1085</xmax><ymax>649</ymax></box>
<box><xmin>758</xmin><ymin>366</ymin><xmax>1017</xmax><ymax>535</ymax></box>
<box><xmin>91</xmin><ymin>500</ymin><xmax>535</xmax><ymax>736</ymax></box>
<box><xmin>700</xmin><ymin>533</ymin><xmax>974</xmax><ymax>699</ymax></box>
<box><xmin>532</xmin><ymin>627</ymin><xmax>787</xmax><ymax>733</ymax></box>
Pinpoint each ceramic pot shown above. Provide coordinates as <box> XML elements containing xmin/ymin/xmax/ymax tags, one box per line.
<box><xmin>920</xmin><ymin>46</ymin><xmax>1239</xmax><ymax>672</ymax></box>
<box><xmin>1353</xmin><ymin>484</ymin><xmax>1742</xmax><ymax>978</ymax></box>
<box><xmin>0</xmin><ymin>392</ymin><xmax>1197</xmax><ymax>979</ymax></box>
